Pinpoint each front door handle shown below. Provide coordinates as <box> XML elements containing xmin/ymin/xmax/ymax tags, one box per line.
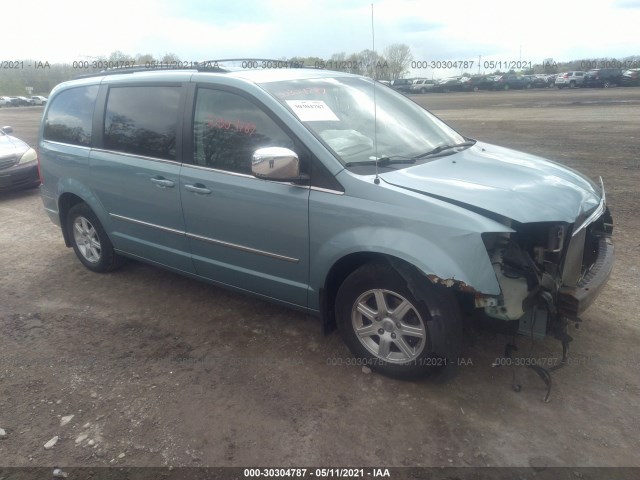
<box><xmin>150</xmin><ymin>177</ymin><xmax>175</xmax><ymax>188</ymax></box>
<box><xmin>184</xmin><ymin>183</ymin><xmax>212</xmax><ymax>195</ymax></box>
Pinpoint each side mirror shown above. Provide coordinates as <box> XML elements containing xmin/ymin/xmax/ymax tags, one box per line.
<box><xmin>1</xmin><ymin>126</ymin><xmax>13</xmax><ymax>134</ymax></box>
<box><xmin>251</xmin><ymin>147</ymin><xmax>308</xmax><ymax>182</ymax></box>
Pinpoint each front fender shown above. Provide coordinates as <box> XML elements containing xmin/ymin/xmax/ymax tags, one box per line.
<box><xmin>309</xmin><ymin>225</ymin><xmax>501</xmax><ymax>305</ymax></box>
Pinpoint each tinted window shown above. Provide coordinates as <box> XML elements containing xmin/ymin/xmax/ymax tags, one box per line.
<box><xmin>104</xmin><ymin>86</ymin><xmax>180</xmax><ymax>161</ymax></box>
<box><xmin>43</xmin><ymin>86</ymin><xmax>98</xmax><ymax>146</ymax></box>
<box><xmin>193</xmin><ymin>88</ymin><xmax>297</xmax><ymax>174</ymax></box>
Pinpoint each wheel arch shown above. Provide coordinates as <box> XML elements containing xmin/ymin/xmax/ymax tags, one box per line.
<box><xmin>318</xmin><ymin>251</ymin><xmax>477</xmax><ymax>335</ymax></box>
<box><xmin>56</xmin><ymin>179</ymin><xmax>110</xmax><ymax>248</ymax></box>
<box><xmin>58</xmin><ymin>192</ymin><xmax>87</xmax><ymax>247</ymax></box>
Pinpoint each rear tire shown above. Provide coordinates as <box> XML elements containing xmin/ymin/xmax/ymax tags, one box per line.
<box><xmin>335</xmin><ymin>261</ymin><xmax>462</xmax><ymax>380</ymax></box>
<box><xmin>67</xmin><ymin>203</ymin><xmax>123</xmax><ymax>273</ymax></box>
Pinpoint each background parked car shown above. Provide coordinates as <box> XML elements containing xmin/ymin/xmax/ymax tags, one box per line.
<box><xmin>8</xmin><ymin>96</ymin><xmax>32</xmax><ymax>106</ymax></box>
<box><xmin>409</xmin><ymin>78</ymin><xmax>436</xmax><ymax>93</ymax></box>
<box><xmin>463</xmin><ymin>75</ymin><xmax>495</xmax><ymax>91</ymax></box>
<box><xmin>492</xmin><ymin>74</ymin><xmax>531</xmax><ymax>90</ymax></box>
<box><xmin>29</xmin><ymin>95</ymin><xmax>48</xmax><ymax>105</ymax></box>
<box><xmin>524</xmin><ymin>75</ymin><xmax>549</xmax><ymax>88</ymax></box>
<box><xmin>0</xmin><ymin>126</ymin><xmax>40</xmax><ymax>191</ymax></box>
<box><xmin>390</xmin><ymin>78</ymin><xmax>413</xmax><ymax>93</ymax></box>
<box><xmin>582</xmin><ymin>68</ymin><xmax>623</xmax><ymax>88</ymax></box>
<box><xmin>621</xmin><ymin>68</ymin><xmax>640</xmax><ymax>87</ymax></box>
<box><xmin>434</xmin><ymin>77</ymin><xmax>464</xmax><ymax>92</ymax></box>
<box><xmin>0</xmin><ymin>96</ymin><xmax>10</xmax><ymax>107</ymax></box>
<box><xmin>555</xmin><ymin>71</ymin><xmax>586</xmax><ymax>88</ymax></box>
<box><xmin>544</xmin><ymin>74</ymin><xmax>557</xmax><ymax>87</ymax></box>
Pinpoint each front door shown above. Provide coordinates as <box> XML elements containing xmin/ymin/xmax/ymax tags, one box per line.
<box><xmin>180</xmin><ymin>86</ymin><xmax>310</xmax><ymax>307</ymax></box>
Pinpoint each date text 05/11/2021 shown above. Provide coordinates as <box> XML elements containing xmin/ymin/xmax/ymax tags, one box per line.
<box><xmin>243</xmin><ymin>468</ymin><xmax>391</xmax><ymax>477</ymax></box>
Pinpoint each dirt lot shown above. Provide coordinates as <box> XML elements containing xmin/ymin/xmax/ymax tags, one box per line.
<box><xmin>1</xmin><ymin>88</ymin><xmax>639</xmax><ymax>469</ymax></box>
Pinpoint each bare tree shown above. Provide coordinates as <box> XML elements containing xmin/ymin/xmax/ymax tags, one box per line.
<box><xmin>135</xmin><ymin>53</ymin><xmax>155</xmax><ymax>65</ymax></box>
<box><xmin>108</xmin><ymin>51</ymin><xmax>134</xmax><ymax>63</ymax></box>
<box><xmin>359</xmin><ymin>49</ymin><xmax>388</xmax><ymax>79</ymax></box>
<box><xmin>384</xmin><ymin>43</ymin><xmax>412</xmax><ymax>80</ymax></box>
<box><xmin>161</xmin><ymin>53</ymin><xmax>181</xmax><ymax>63</ymax></box>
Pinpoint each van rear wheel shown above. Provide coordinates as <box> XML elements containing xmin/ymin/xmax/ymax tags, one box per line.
<box><xmin>335</xmin><ymin>261</ymin><xmax>462</xmax><ymax>380</ymax></box>
<box><xmin>67</xmin><ymin>203</ymin><xmax>123</xmax><ymax>273</ymax></box>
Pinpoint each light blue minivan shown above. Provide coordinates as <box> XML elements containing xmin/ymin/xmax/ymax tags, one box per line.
<box><xmin>38</xmin><ymin>64</ymin><xmax>614</xmax><ymax>379</ymax></box>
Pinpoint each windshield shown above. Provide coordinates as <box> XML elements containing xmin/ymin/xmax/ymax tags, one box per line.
<box><xmin>260</xmin><ymin>76</ymin><xmax>466</xmax><ymax>167</ymax></box>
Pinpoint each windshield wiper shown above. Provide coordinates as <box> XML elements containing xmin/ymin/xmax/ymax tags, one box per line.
<box><xmin>413</xmin><ymin>141</ymin><xmax>476</xmax><ymax>159</ymax></box>
<box><xmin>344</xmin><ymin>141</ymin><xmax>476</xmax><ymax>168</ymax></box>
<box><xmin>344</xmin><ymin>156</ymin><xmax>416</xmax><ymax>167</ymax></box>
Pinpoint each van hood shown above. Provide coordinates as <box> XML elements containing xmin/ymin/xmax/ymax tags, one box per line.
<box><xmin>380</xmin><ymin>142</ymin><xmax>602</xmax><ymax>224</ymax></box>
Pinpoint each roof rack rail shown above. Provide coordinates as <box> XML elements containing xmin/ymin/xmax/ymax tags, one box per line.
<box><xmin>73</xmin><ymin>58</ymin><xmax>323</xmax><ymax>80</ymax></box>
<box><xmin>74</xmin><ymin>62</ymin><xmax>229</xmax><ymax>80</ymax></box>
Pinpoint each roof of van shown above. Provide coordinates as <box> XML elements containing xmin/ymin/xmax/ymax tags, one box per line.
<box><xmin>73</xmin><ymin>63</ymin><xmax>357</xmax><ymax>84</ymax></box>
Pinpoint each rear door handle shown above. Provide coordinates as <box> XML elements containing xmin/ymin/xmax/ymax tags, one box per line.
<box><xmin>184</xmin><ymin>183</ymin><xmax>212</xmax><ymax>195</ymax></box>
<box><xmin>150</xmin><ymin>177</ymin><xmax>175</xmax><ymax>188</ymax></box>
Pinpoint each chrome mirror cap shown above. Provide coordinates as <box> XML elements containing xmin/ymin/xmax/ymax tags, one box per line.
<box><xmin>251</xmin><ymin>147</ymin><xmax>300</xmax><ymax>181</ymax></box>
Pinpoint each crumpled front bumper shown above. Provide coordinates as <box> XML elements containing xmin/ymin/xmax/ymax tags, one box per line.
<box><xmin>557</xmin><ymin>235</ymin><xmax>614</xmax><ymax>318</ymax></box>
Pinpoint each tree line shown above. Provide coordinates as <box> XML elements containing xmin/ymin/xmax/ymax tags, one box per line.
<box><xmin>1</xmin><ymin>46</ymin><xmax>638</xmax><ymax>96</ymax></box>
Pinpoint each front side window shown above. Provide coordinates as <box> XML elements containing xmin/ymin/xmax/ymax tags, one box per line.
<box><xmin>43</xmin><ymin>85</ymin><xmax>98</xmax><ymax>146</ymax></box>
<box><xmin>193</xmin><ymin>88</ymin><xmax>297</xmax><ymax>174</ymax></box>
<box><xmin>104</xmin><ymin>86</ymin><xmax>180</xmax><ymax>161</ymax></box>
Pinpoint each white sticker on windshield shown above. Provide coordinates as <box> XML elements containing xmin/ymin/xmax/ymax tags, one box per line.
<box><xmin>285</xmin><ymin>100</ymin><xmax>339</xmax><ymax>122</ymax></box>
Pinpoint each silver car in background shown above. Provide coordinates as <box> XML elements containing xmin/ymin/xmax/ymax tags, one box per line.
<box><xmin>0</xmin><ymin>126</ymin><xmax>40</xmax><ymax>191</ymax></box>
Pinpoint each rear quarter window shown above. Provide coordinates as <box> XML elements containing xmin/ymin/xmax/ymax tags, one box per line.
<box><xmin>43</xmin><ymin>85</ymin><xmax>98</xmax><ymax>146</ymax></box>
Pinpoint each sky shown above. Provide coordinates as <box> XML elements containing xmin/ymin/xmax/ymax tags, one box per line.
<box><xmin>8</xmin><ymin>0</ymin><xmax>640</xmax><ymax>76</ymax></box>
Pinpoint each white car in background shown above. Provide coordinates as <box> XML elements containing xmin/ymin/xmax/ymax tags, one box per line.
<box><xmin>555</xmin><ymin>71</ymin><xmax>586</xmax><ymax>89</ymax></box>
<box><xmin>30</xmin><ymin>96</ymin><xmax>48</xmax><ymax>105</ymax></box>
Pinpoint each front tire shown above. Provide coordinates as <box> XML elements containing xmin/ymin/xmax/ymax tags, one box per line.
<box><xmin>67</xmin><ymin>203</ymin><xmax>123</xmax><ymax>273</ymax></box>
<box><xmin>335</xmin><ymin>261</ymin><xmax>462</xmax><ymax>380</ymax></box>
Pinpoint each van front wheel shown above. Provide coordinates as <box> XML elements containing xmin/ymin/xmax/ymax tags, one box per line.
<box><xmin>67</xmin><ymin>203</ymin><xmax>122</xmax><ymax>273</ymax></box>
<box><xmin>335</xmin><ymin>261</ymin><xmax>462</xmax><ymax>380</ymax></box>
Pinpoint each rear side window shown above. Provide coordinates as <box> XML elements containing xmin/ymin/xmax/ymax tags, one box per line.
<box><xmin>104</xmin><ymin>86</ymin><xmax>181</xmax><ymax>161</ymax></box>
<box><xmin>43</xmin><ymin>85</ymin><xmax>98</xmax><ymax>146</ymax></box>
